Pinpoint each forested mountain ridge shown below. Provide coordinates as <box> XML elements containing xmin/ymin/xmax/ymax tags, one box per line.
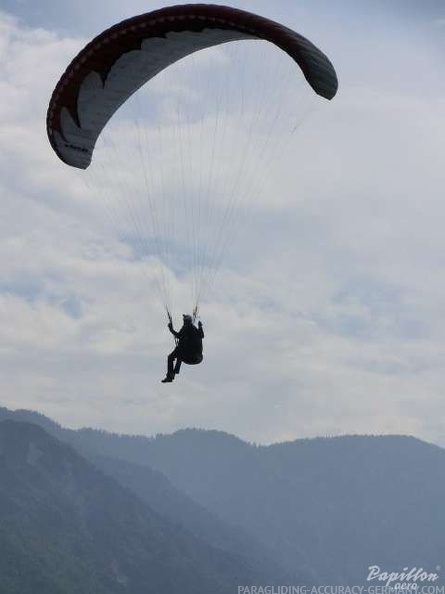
<box><xmin>1</xmin><ymin>406</ymin><xmax>444</xmax><ymax>587</ymax></box>
<box><xmin>0</xmin><ymin>419</ymin><xmax>299</xmax><ymax>593</ymax></box>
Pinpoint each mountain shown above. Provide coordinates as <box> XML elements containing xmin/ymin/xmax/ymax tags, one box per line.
<box><xmin>0</xmin><ymin>419</ymin><xmax>295</xmax><ymax>593</ymax></box>
<box><xmin>139</xmin><ymin>430</ymin><xmax>445</xmax><ymax>585</ymax></box>
<box><xmin>92</xmin><ymin>453</ymin><xmax>296</xmax><ymax>579</ymax></box>
<box><xmin>0</xmin><ymin>407</ymin><xmax>298</xmax><ymax>585</ymax></box>
<box><xmin>2</xmin><ymin>407</ymin><xmax>445</xmax><ymax>586</ymax></box>
<box><xmin>45</xmin><ymin>421</ymin><xmax>445</xmax><ymax>586</ymax></box>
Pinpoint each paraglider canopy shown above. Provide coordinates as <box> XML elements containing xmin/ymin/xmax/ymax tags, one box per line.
<box><xmin>47</xmin><ymin>3</ymin><xmax>338</xmax><ymax>170</ymax></box>
<box><xmin>46</xmin><ymin>4</ymin><xmax>338</xmax><ymax>320</ymax></box>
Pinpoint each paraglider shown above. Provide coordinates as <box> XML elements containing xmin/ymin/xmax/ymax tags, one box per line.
<box><xmin>46</xmin><ymin>4</ymin><xmax>338</xmax><ymax>381</ymax></box>
<box><xmin>162</xmin><ymin>314</ymin><xmax>204</xmax><ymax>383</ymax></box>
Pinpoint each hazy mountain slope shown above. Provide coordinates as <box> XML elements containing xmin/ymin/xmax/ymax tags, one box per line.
<box><xmin>69</xmin><ymin>425</ymin><xmax>445</xmax><ymax>583</ymax></box>
<box><xmin>93</xmin><ymin>453</ymin><xmax>296</xmax><ymax>582</ymax></box>
<box><xmin>0</xmin><ymin>420</ymin><xmax>293</xmax><ymax>593</ymax></box>
<box><xmin>0</xmin><ymin>407</ymin><xmax>298</xmax><ymax>584</ymax></box>
<box><xmin>140</xmin><ymin>430</ymin><xmax>445</xmax><ymax>584</ymax></box>
<box><xmin>3</xmin><ymin>407</ymin><xmax>444</xmax><ymax>586</ymax></box>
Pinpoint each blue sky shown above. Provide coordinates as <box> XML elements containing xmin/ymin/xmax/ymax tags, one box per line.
<box><xmin>1</xmin><ymin>0</ymin><xmax>445</xmax><ymax>445</ymax></box>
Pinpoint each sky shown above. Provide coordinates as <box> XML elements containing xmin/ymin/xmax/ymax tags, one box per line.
<box><xmin>1</xmin><ymin>0</ymin><xmax>445</xmax><ymax>445</ymax></box>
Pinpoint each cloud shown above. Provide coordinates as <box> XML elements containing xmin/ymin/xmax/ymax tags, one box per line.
<box><xmin>1</xmin><ymin>4</ymin><xmax>445</xmax><ymax>446</ymax></box>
